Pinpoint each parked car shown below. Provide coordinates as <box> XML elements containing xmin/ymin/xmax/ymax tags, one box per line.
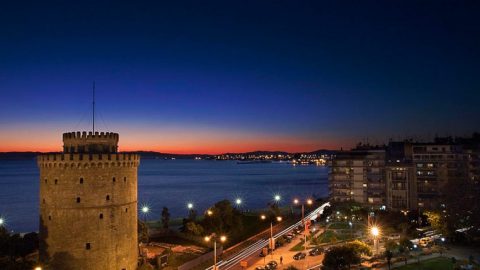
<box><xmin>255</xmin><ymin>266</ymin><xmax>265</xmax><ymax>270</ymax></box>
<box><xmin>265</xmin><ymin>261</ymin><xmax>278</xmax><ymax>270</ymax></box>
<box><xmin>309</xmin><ymin>247</ymin><xmax>324</xmax><ymax>256</ymax></box>
<box><xmin>293</xmin><ymin>252</ymin><xmax>306</xmax><ymax>260</ymax></box>
<box><xmin>275</xmin><ymin>241</ymin><xmax>283</xmax><ymax>248</ymax></box>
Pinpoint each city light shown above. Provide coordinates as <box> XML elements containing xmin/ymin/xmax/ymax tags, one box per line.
<box><xmin>371</xmin><ymin>226</ymin><xmax>379</xmax><ymax>237</ymax></box>
<box><xmin>274</xmin><ymin>195</ymin><xmax>281</xmax><ymax>202</ymax></box>
<box><xmin>0</xmin><ymin>218</ymin><xmax>4</xmax><ymax>226</ymax></box>
<box><xmin>187</xmin><ymin>203</ymin><xmax>194</xmax><ymax>209</ymax></box>
<box><xmin>276</xmin><ymin>216</ymin><xmax>283</xmax><ymax>222</ymax></box>
<box><xmin>204</xmin><ymin>236</ymin><xmax>211</xmax><ymax>242</ymax></box>
<box><xmin>207</xmin><ymin>210</ymin><xmax>213</xmax><ymax>216</ymax></box>
<box><xmin>34</xmin><ymin>267</ymin><xmax>42</xmax><ymax>270</ymax></box>
<box><xmin>260</xmin><ymin>214</ymin><xmax>266</xmax><ymax>220</ymax></box>
<box><xmin>220</xmin><ymin>235</ymin><xmax>227</xmax><ymax>242</ymax></box>
<box><xmin>141</xmin><ymin>206</ymin><xmax>149</xmax><ymax>214</ymax></box>
<box><xmin>293</xmin><ymin>198</ymin><xmax>299</xmax><ymax>204</ymax></box>
<box><xmin>235</xmin><ymin>198</ymin><xmax>242</xmax><ymax>205</ymax></box>
<box><xmin>307</xmin><ymin>199</ymin><xmax>313</xmax><ymax>205</ymax></box>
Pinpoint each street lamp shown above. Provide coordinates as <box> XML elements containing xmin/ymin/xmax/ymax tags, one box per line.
<box><xmin>0</xmin><ymin>218</ymin><xmax>4</xmax><ymax>226</ymax></box>
<box><xmin>274</xmin><ymin>195</ymin><xmax>281</xmax><ymax>203</ymax></box>
<box><xmin>235</xmin><ymin>198</ymin><xmax>242</xmax><ymax>206</ymax></box>
<box><xmin>141</xmin><ymin>205</ymin><xmax>150</xmax><ymax>222</ymax></box>
<box><xmin>260</xmin><ymin>214</ymin><xmax>266</xmax><ymax>220</ymax></box>
<box><xmin>34</xmin><ymin>267</ymin><xmax>42</xmax><ymax>270</ymax></box>
<box><xmin>187</xmin><ymin>203</ymin><xmax>194</xmax><ymax>209</ymax></box>
<box><xmin>293</xmin><ymin>198</ymin><xmax>313</xmax><ymax>269</ymax></box>
<box><xmin>370</xmin><ymin>226</ymin><xmax>380</xmax><ymax>255</ymax></box>
<box><xmin>205</xmin><ymin>234</ymin><xmax>227</xmax><ymax>270</ymax></box>
<box><xmin>207</xmin><ymin>209</ymin><xmax>213</xmax><ymax>216</ymax></box>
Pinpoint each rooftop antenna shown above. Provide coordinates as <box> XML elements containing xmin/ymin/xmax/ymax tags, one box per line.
<box><xmin>92</xmin><ymin>81</ymin><xmax>95</xmax><ymax>133</ymax></box>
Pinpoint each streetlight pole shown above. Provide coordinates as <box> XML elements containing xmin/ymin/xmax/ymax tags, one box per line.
<box><xmin>371</xmin><ymin>226</ymin><xmax>380</xmax><ymax>255</ymax></box>
<box><xmin>205</xmin><ymin>234</ymin><xmax>226</xmax><ymax>270</ymax></box>
<box><xmin>294</xmin><ymin>198</ymin><xmax>312</xmax><ymax>269</ymax></box>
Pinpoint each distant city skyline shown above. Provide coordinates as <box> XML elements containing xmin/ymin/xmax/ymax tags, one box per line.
<box><xmin>1</xmin><ymin>1</ymin><xmax>479</xmax><ymax>154</ymax></box>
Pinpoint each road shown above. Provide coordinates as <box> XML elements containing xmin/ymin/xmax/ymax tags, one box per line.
<box><xmin>207</xmin><ymin>202</ymin><xmax>331</xmax><ymax>270</ymax></box>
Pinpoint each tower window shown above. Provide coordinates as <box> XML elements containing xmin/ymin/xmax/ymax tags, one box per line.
<box><xmin>99</xmin><ymin>213</ymin><xmax>103</xmax><ymax>219</ymax></box>
<box><xmin>48</xmin><ymin>215</ymin><xmax>51</xmax><ymax>220</ymax></box>
<box><xmin>44</xmin><ymin>178</ymin><xmax>47</xmax><ymax>184</ymax></box>
<box><xmin>76</xmin><ymin>197</ymin><xmax>81</xmax><ymax>203</ymax></box>
<box><xmin>112</xmin><ymin>177</ymin><xmax>116</xmax><ymax>183</ymax></box>
<box><xmin>106</xmin><ymin>195</ymin><xmax>110</xmax><ymax>201</ymax></box>
<box><xmin>43</xmin><ymin>199</ymin><xmax>45</xmax><ymax>204</ymax></box>
<box><xmin>80</xmin><ymin>178</ymin><xmax>84</xmax><ymax>184</ymax></box>
<box><xmin>124</xmin><ymin>177</ymin><xmax>127</xmax><ymax>182</ymax></box>
<box><xmin>125</xmin><ymin>208</ymin><xmax>128</xmax><ymax>213</ymax></box>
<box><xmin>55</xmin><ymin>179</ymin><xmax>58</xmax><ymax>185</ymax></box>
<box><xmin>86</xmin><ymin>243</ymin><xmax>91</xmax><ymax>250</ymax></box>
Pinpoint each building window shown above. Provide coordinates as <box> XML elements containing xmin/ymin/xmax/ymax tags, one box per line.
<box><xmin>125</xmin><ymin>208</ymin><xmax>128</xmax><ymax>213</ymax></box>
<box><xmin>106</xmin><ymin>195</ymin><xmax>110</xmax><ymax>201</ymax></box>
<box><xmin>124</xmin><ymin>177</ymin><xmax>127</xmax><ymax>182</ymax></box>
<box><xmin>86</xmin><ymin>243</ymin><xmax>91</xmax><ymax>250</ymax></box>
<box><xmin>55</xmin><ymin>179</ymin><xmax>58</xmax><ymax>185</ymax></box>
<box><xmin>80</xmin><ymin>178</ymin><xmax>84</xmax><ymax>184</ymax></box>
<box><xmin>43</xmin><ymin>199</ymin><xmax>45</xmax><ymax>204</ymax></box>
<box><xmin>44</xmin><ymin>178</ymin><xmax>47</xmax><ymax>184</ymax></box>
<box><xmin>112</xmin><ymin>177</ymin><xmax>116</xmax><ymax>183</ymax></box>
<box><xmin>99</xmin><ymin>213</ymin><xmax>103</xmax><ymax>219</ymax></box>
<box><xmin>48</xmin><ymin>215</ymin><xmax>51</xmax><ymax>220</ymax></box>
<box><xmin>76</xmin><ymin>197</ymin><xmax>81</xmax><ymax>203</ymax></box>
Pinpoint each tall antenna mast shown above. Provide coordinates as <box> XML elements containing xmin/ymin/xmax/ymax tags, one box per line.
<box><xmin>92</xmin><ymin>81</ymin><xmax>95</xmax><ymax>133</ymax></box>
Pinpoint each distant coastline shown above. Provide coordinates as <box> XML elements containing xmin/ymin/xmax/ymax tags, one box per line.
<box><xmin>0</xmin><ymin>149</ymin><xmax>337</xmax><ymax>160</ymax></box>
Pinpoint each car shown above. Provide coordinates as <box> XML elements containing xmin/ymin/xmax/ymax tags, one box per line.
<box><xmin>266</xmin><ymin>261</ymin><xmax>278</xmax><ymax>270</ymax></box>
<box><xmin>255</xmin><ymin>267</ymin><xmax>265</xmax><ymax>270</ymax></box>
<box><xmin>309</xmin><ymin>247</ymin><xmax>324</xmax><ymax>256</ymax></box>
<box><xmin>293</xmin><ymin>252</ymin><xmax>306</xmax><ymax>260</ymax></box>
<box><xmin>275</xmin><ymin>241</ymin><xmax>283</xmax><ymax>248</ymax></box>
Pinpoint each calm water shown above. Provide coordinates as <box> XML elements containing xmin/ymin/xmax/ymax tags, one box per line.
<box><xmin>0</xmin><ymin>159</ymin><xmax>328</xmax><ymax>232</ymax></box>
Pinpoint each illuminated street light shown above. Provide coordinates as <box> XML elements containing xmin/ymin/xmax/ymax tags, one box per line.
<box><xmin>0</xmin><ymin>218</ymin><xmax>4</xmax><ymax>226</ymax></box>
<box><xmin>260</xmin><ymin>214</ymin><xmax>266</xmax><ymax>220</ymax></box>
<box><xmin>141</xmin><ymin>206</ymin><xmax>149</xmax><ymax>214</ymax></box>
<box><xmin>205</xmin><ymin>234</ymin><xmax>227</xmax><ymax>270</ymax></box>
<box><xmin>187</xmin><ymin>203</ymin><xmax>194</xmax><ymax>209</ymax></box>
<box><xmin>34</xmin><ymin>267</ymin><xmax>42</xmax><ymax>270</ymax></box>
<box><xmin>207</xmin><ymin>210</ymin><xmax>213</xmax><ymax>216</ymax></box>
<box><xmin>293</xmin><ymin>198</ymin><xmax>299</xmax><ymax>204</ymax></box>
<box><xmin>276</xmin><ymin>216</ymin><xmax>283</xmax><ymax>222</ymax></box>
<box><xmin>307</xmin><ymin>199</ymin><xmax>313</xmax><ymax>205</ymax></box>
<box><xmin>370</xmin><ymin>226</ymin><xmax>380</xmax><ymax>255</ymax></box>
<box><xmin>274</xmin><ymin>195</ymin><xmax>281</xmax><ymax>202</ymax></box>
<box><xmin>235</xmin><ymin>198</ymin><xmax>242</xmax><ymax>205</ymax></box>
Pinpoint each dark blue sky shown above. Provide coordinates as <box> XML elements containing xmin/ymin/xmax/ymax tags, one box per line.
<box><xmin>0</xmin><ymin>1</ymin><xmax>479</xmax><ymax>153</ymax></box>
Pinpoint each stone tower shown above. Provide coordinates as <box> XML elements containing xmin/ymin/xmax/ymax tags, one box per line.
<box><xmin>38</xmin><ymin>131</ymin><xmax>139</xmax><ymax>270</ymax></box>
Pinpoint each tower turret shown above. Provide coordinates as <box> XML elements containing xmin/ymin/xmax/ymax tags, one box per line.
<box><xmin>38</xmin><ymin>131</ymin><xmax>139</xmax><ymax>270</ymax></box>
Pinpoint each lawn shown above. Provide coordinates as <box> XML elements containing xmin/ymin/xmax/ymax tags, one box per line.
<box><xmin>393</xmin><ymin>257</ymin><xmax>453</xmax><ymax>270</ymax></box>
<box><xmin>315</xmin><ymin>230</ymin><xmax>351</xmax><ymax>244</ymax></box>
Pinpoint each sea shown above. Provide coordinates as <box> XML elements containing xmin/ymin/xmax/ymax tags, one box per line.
<box><xmin>0</xmin><ymin>159</ymin><xmax>329</xmax><ymax>233</ymax></box>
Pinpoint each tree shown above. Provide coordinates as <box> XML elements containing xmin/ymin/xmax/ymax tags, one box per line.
<box><xmin>185</xmin><ymin>222</ymin><xmax>204</xmax><ymax>236</ymax></box>
<box><xmin>424</xmin><ymin>210</ymin><xmax>446</xmax><ymax>234</ymax></box>
<box><xmin>385</xmin><ymin>250</ymin><xmax>394</xmax><ymax>270</ymax></box>
<box><xmin>138</xmin><ymin>219</ymin><xmax>149</xmax><ymax>243</ymax></box>
<box><xmin>188</xmin><ymin>209</ymin><xmax>197</xmax><ymax>221</ymax></box>
<box><xmin>161</xmin><ymin>207</ymin><xmax>170</xmax><ymax>230</ymax></box>
<box><xmin>346</xmin><ymin>240</ymin><xmax>372</xmax><ymax>257</ymax></box>
<box><xmin>322</xmin><ymin>246</ymin><xmax>360</xmax><ymax>270</ymax></box>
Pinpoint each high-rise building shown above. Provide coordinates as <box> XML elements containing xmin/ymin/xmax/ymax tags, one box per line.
<box><xmin>329</xmin><ymin>148</ymin><xmax>386</xmax><ymax>209</ymax></box>
<box><xmin>38</xmin><ymin>131</ymin><xmax>140</xmax><ymax>270</ymax></box>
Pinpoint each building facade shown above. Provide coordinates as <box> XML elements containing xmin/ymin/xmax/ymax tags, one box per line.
<box><xmin>38</xmin><ymin>131</ymin><xmax>140</xmax><ymax>270</ymax></box>
<box><xmin>329</xmin><ymin>135</ymin><xmax>479</xmax><ymax>211</ymax></box>
<box><xmin>329</xmin><ymin>149</ymin><xmax>386</xmax><ymax>208</ymax></box>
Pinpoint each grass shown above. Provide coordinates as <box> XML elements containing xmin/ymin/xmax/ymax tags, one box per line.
<box><xmin>393</xmin><ymin>257</ymin><xmax>454</xmax><ymax>270</ymax></box>
<box><xmin>315</xmin><ymin>230</ymin><xmax>351</xmax><ymax>244</ymax></box>
<box><xmin>290</xmin><ymin>239</ymin><xmax>306</xmax><ymax>251</ymax></box>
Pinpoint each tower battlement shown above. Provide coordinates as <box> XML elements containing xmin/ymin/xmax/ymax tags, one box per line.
<box><xmin>63</xmin><ymin>131</ymin><xmax>119</xmax><ymax>153</ymax></box>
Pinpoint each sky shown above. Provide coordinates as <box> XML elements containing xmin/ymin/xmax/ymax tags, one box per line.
<box><xmin>0</xmin><ymin>1</ymin><xmax>479</xmax><ymax>154</ymax></box>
